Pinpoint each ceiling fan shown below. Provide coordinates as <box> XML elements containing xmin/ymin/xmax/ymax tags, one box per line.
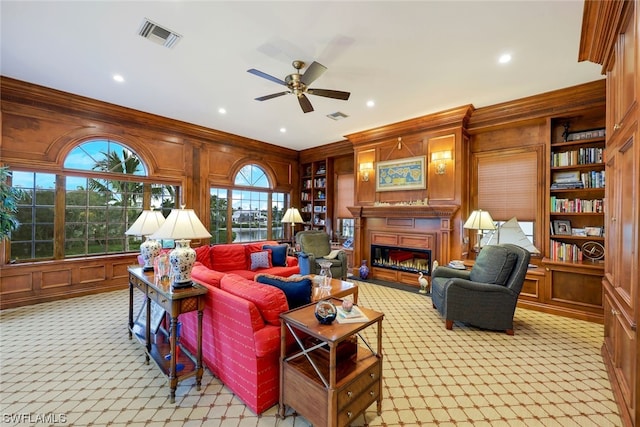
<box><xmin>247</xmin><ymin>60</ymin><xmax>350</xmax><ymax>113</ymax></box>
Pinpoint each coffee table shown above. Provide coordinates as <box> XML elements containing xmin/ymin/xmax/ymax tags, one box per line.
<box><xmin>311</xmin><ymin>275</ymin><xmax>358</xmax><ymax>303</ymax></box>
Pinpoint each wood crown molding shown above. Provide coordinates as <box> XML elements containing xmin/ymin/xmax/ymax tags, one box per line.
<box><xmin>299</xmin><ymin>139</ymin><xmax>353</xmax><ymax>163</ymax></box>
<box><xmin>468</xmin><ymin>79</ymin><xmax>606</xmax><ymax>132</ymax></box>
<box><xmin>578</xmin><ymin>0</ymin><xmax>629</xmax><ymax>71</ymax></box>
<box><xmin>345</xmin><ymin>105</ymin><xmax>474</xmax><ymax>146</ymax></box>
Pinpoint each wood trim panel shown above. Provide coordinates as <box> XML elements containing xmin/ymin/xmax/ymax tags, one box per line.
<box><xmin>0</xmin><ymin>255</ymin><xmax>138</xmax><ymax>309</ymax></box>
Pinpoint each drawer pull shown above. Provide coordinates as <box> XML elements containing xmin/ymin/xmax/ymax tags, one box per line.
<box><xmin>614</xmin><ymin>123</ymin><xmax>621</xmax><ymax>130</ymax></box>
<box><xmin>346</xmin><ymin>391</ymin><xmax>352</xmax><ymax>398</ymax></box>
<box><xmin>612</xmin><ymin>309</ymin><xmax>619</xmax><ymax>316</ymax></box>
<box><xmin>370</xmin><ymin>372</ymin><xmax>375</xmax><ymax>379</ymax></box>
<box><xmin>369</xmin><ymin>390</ymin><xmax>374</xmax><ymax>396</ymax></box>
<box><xmin>347</xmin><ymin>411</ymin><xmax>352</xmax><ymax>418</ymax></box>
<box><xmin>161</xmin><ymin>298</ymin><xmax>167</xmax><ymax>303</ymax></box>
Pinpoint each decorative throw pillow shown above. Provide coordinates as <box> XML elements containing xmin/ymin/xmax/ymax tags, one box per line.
<box><xmin>250</xmin><ymin>250</ymin><xmax>272</xmax><ymax>271</ymax></box>
<box><xmin>263</xmin><ymin>244</ymin><xmax>288</xmax><ymax>267</ymax></box>
<box><xmin>255</xmin><ymin>274</ymin><xmax>313</xmax><ymax>309</ymax></box>
<box><xmin>469</xmin><ymin>246</ymin><xmax>518</xmax><ymax>286</ymax></box>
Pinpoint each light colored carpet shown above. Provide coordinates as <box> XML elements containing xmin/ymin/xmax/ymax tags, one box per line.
<box><xmin>0</xmin><ymin>280</ymin><xmax>621</xmax><ymax>426</ymax></box>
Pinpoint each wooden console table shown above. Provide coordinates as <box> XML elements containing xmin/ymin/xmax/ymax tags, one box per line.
<box><xmin>279</xmin><ymin>298</ymin><xmax>384</xmax><ymax>426</ymax></box>
<box><xmin>128</xmin><ymin>266</ymin><xmax>207</xmax><ymax>403</ymax></box>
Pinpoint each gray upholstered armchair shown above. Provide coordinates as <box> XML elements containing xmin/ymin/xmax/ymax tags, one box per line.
<box><xmin>295</xmin><ymin>230</ymin><xmax>348</xmax><ymax>280</ymax></box>
<box><xmin>431</xmin><ymin>243</ymin><xmax>530</xmax><ymax>335</ymax></box>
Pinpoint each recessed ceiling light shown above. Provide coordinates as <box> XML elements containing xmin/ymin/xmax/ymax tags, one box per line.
<box><xmin>280</xmin><ymin>127</ymin><xmax>286</xmax><ymax>133</ymax></box>
<box><xmin>366</xmin><ymin>100</ymin><xmax>375</xmax><ymax>108</ymax></box>
<box><xmin>218</xmin><ymin>108</ymin><xmax>227</xmax><ymax>114</ymax></box>
<box><xmin>113</xmin><ymin>74</ymin><xmax>124</xmax><ymax>83</ymax></box>
<box><xmin>499</xmin><ymin>54</ymin><xmax>512</xmax><ymax>64</ymax></box>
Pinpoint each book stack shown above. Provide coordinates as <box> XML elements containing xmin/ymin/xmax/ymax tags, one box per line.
<box><xmin>336</xmin><ymin>306</ymin><xmax>369</xmax><ymax>324</ymax></box>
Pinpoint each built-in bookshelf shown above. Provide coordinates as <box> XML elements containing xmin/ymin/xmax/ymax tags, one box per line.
<box><xmin>300</xmin><ymin>161</ymin><xmax>327</xmax><ymax>230</ymax></box>
<box><xmin>547</xmin><ymin>117</ymin><xmax>605</xmax><ymax>263</ymax></box>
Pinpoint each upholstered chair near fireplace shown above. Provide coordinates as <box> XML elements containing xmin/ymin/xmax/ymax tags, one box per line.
<box><xmin>295</xmin><ymin>230</ymin><xmax>348</xmax><ymax>279</ymax></box>
<box><xmin>430</xmin><ymin>243</ymin><xmax>530</xmax><ymax>335</ymax></box>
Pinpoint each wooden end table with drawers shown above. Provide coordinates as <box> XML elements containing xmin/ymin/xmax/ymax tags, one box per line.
<box><xmin>279</xmin><ymin>298</ymin><xmax>384</xmax><ymax>427</ymax></box>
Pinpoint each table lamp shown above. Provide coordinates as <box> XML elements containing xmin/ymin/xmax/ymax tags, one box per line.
<box><xmin>281</xmin><ymin>207</ymin><xmax>304</xmax><ymax>244</ymax></box>
<box><xmin>125</xmin><ymin>210</ymin><xmax>166</xmax><ymax>271</ymax></box>
<box><xmin>150</xmin><ymin>207</ymin><xmax>212</xmax><ymax>288</ymax></box>
<box><xmin>463</xmin><ymin>209</ymin><xmax>496</xmax><ymax>251</ymax></box>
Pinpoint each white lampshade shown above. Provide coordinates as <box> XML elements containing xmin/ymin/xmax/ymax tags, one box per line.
<box><xmin>150</xmin><ymin>208</ymin><xmax>212</xmax><ymax>241</ymax></box>
<box><xmin>463</xmin><ymin>210</ymin><xmax>497</xmax><ymax>231</ymax></box>
<box><xmin>125</xmin><ymin>210</ymin><xmax>166</xmax><ymax>271</ymax></box>
<box><xmin>464</xmin><ymin>209</ymin><xmax>496</xmax><ymax>251</ymax></box>
<box><xmin>150</xmin><ymin>208</ymin><xmax>212</xmax><ymax>288</ymax></box>
<box><xmin>281</xmin><ymin>207</ymin><xmax>304</xmax><ymax>224</ymax></box>
<box><xmin>125</xmin><ymin>210</ymin><xmax>166</xmax><ymax>236</ymax></box>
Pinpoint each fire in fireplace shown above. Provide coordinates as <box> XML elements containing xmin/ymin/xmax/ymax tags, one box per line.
<box><xmin>371</xmin><ymin>244</ymin><xmax>432</xmax><ymax>275</ymax></box>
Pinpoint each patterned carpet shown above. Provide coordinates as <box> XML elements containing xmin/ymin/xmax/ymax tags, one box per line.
<box><xmin>0</xmin><ymin>280</ymin><xmax>622</xmax><ymax>426</ymax></box>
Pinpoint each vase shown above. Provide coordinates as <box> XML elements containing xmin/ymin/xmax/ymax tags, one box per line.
<box><xmin>317</xmin><ymin>260</ymin><xmax>333</xmax><ymax>290</ymax></box>
<box><xmin>359</xmin><ymin>260</ymin><xmax>369</xmax><ymax>280</ymax></box>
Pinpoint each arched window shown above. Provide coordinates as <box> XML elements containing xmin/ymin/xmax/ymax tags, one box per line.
<box><xmin>210</xmin><ymin>164</ymin><xmax>287</xmax><ymax>243</ymax></box>
<box><xmin>234</xmin><ymin>164</ymin><xmax>269</xmax><ymax>188</ymax></box>
<box><xmin>10</xmin><ymin>139</ymin><xmax>176</xmax><ymax>262</ymax></box>
<box><xmin>64</xmin><ymin>140</ymin><xmax>147</xmax><ymax>176</ymax></box>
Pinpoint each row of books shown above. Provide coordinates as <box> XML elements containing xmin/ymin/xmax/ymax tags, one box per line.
<box><xmin>550</xmin><ymin>171</ymin><xmax>605</xmax><ymax>190</ymax></box>
<box><xmin>551</xmin><ymin>147</ymin><xmax>605</xmax><ymax>167</ymax></box>
<box><xmin>550</xmin><ymin>197</ymin><xmax>604</xmax><ymax>213</ymax></box>
<box><xmin>549</xmin><ymin>240</ymin><xmax>583</xmax><ymax>262</ymax></box>
<box><xmin>581</xmin><ymin>170</ymin><xmax>605</xmax><ymax>188</ymax></box>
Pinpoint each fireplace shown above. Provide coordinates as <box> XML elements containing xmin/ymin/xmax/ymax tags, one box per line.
<box><xmin>371</xmin><ymin>245</ymin><xmax>431</xmax><ymax>275</ymax></box>
<box><xmin>348</xmin><ymin>205</ymin><xmax>459</xmax><ymax>287</ymax></box>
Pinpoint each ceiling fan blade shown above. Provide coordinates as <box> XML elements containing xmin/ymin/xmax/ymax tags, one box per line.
<box><xmin>307</xmin><ymin>88</ymin><xmax>351</xmax><ymax>100</ymax></box>
<box><xmin>255</xmin><ymin>91</ymin><xmax>289</xmax><ymax>101</ymax></box>
<box><xmin>298</xmin><ymin>94</ymin><xmax>314</xmax><ymax>113</ymax></box>
<box><xmin>247</xmin><ymin>68</ymin><xmax>287</xmax><ymax>86</ymax></box>
<box><xmin>300</xmin><ymin>61</ymin><xmax>327</xmax><ymax>86</ymax></box>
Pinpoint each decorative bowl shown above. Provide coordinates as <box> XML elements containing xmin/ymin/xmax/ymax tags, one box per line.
<box><xmin>314</xmin><ymin>300</ymin><xmax>337</xmax><ymax>325</ymax></box>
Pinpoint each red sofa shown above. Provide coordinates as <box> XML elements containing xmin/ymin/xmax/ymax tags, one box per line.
<box><xmin>180</xmin><ymin>241</ymin><xmax>300</xmax><ymax>414</ymax></box>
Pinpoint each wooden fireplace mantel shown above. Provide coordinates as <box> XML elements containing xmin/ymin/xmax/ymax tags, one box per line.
<box><xmin>347</xmin><ymin>204</ymin><xmax>459</xmax><ymax>219</ymax></box>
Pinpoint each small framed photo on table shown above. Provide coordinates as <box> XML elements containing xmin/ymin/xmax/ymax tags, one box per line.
<box><xmin>553</xmin><ymin>220</ymin><xmax>572</xmax><ymax>235</ymax></box>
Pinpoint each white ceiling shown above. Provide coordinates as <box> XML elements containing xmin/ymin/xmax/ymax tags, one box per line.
<box><xmin>1</xmin><ymin>1</ymin><xmax>603</xmax><ymax>151</ymax></box>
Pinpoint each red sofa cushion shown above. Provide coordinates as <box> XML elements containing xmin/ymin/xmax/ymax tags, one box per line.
<box><xmin>212</xmin><ymin>244</ymin><xmax>247</xmax><ymax>271</ymax></box>
<box><xmin>191</xmin><ymin>263</ymin><xmax>225</xmax><ymax>287</ymax></box>
<box><xmin>195</xmin><ymin>245</ymin><xmax>214</xmax><ymax>270</ymax></box>
<box><xmin>220</xmin><ymin>274</ymin><xmax>288</xmax><ymax>325</ymax></box>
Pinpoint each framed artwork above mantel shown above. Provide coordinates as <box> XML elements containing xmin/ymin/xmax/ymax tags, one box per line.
<box><xmin>375</xmin><ymin>156</ymin><xmax>426</xmax><ymax>192</ymax></box>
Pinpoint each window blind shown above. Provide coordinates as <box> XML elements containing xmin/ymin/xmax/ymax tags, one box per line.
<box><xmin>336</xmin><ymin>173</ymin><xmax>354</xmax><ymax>218</ymax></box>
<box><xmin>477</xmin><ymin>151</ymin><xmax>538</xmax><ymax>221</ymax></box>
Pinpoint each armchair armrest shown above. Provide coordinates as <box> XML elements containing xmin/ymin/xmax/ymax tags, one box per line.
<box><xmin>432</xmin><ymin>266</ymin><xmax>471</xmax><ymax>281</ymax></box>
<box><xmin>297</xmin><ymin>252</ymin><xmax>315</xmax><ymax>275</ymax></box>
<box><xmin>445</xmin><ymin>278</ymin><xmax>516</xmax><ymax>295</ymax></box>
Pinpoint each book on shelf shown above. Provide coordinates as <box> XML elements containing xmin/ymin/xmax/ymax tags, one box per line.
<box><xmin>336</xmin><ymin>306</ymin><xmax>369</xmax><ymax>323</ymax></box>
<box><xmin>551</xmin><ymin>181</ymin><xmax>584</xmax><ymax>190</ymax></box>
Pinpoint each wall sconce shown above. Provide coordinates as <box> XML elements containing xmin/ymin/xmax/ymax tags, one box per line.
<box><xmin>431</xmin><ymin>150</ymin><xmax>452</xmax><ymax>175</ymax></box>
<box><xmin>359</xmin><ymin>162</ymin><xmax>373</xmax><ymax>182</ymax></box>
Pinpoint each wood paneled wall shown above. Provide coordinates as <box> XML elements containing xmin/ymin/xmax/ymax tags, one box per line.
<box><xmin>0</xmin><ymin>77</ymin><xmax>298</xmax><ymax>308</ymax></box>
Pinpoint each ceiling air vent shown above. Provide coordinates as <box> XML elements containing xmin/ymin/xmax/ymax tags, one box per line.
<box><xmin>327</xmin><ymin>112</ymin><xmax>348</xmax><ymax>121</ymax></box>
<box><xmin>137</xmin><ymin>18</ymin><xmax>182</xmax><ymax>48</ymax></box>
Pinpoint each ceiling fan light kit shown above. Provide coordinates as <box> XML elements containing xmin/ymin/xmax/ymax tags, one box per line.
<box><xmin>248</xmin><ymin>60</ymin><xmax>350</xmax><ymax>113</ymax></box>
